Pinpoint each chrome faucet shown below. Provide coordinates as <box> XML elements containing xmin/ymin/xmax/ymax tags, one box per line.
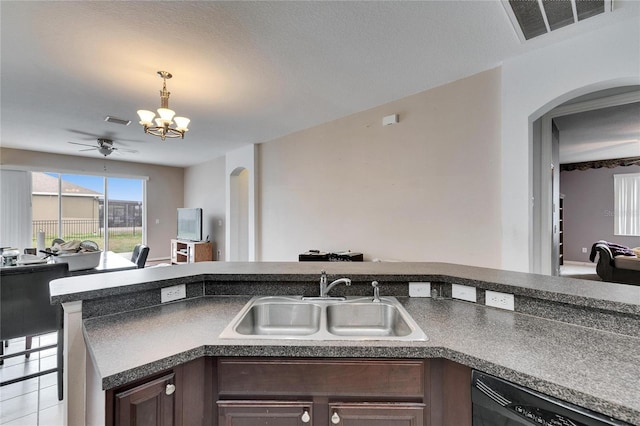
<box><xmin>319</xmin><ymin>270</ymin><xmax>351</xmax><ymax>297</ymax></box>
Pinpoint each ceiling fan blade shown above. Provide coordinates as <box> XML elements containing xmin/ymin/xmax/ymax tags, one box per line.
<box><xmin>66</xmin><ymin>129</ymin><xmax>102</xmax><ymax>140</ymax></box>
<box><xmin>78</xmin><ymin>148</ymin><xmax>97</xmax><ymax>152</ymax></box>
<box><xmin>68</xmin><ymin>141</ymin><xmax>96</xmax><ymax>148</ymax></box>
<box><xmin>113</xmin><ymin>147</ymin><xmax>139</xmax><ymax>153</ymax></box>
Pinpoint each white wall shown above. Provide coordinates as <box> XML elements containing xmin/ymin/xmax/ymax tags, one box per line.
<box><xmin>225</xmin><ymin>145</ymin><xmax>257</xmax><ymax>261</ymax></box>
<box><xmin>184</xmin><ymin>155</ymin><xmax>226</xmax><ymax>259</ymax></box>
<box><xmin>0</xmin><ymin>148</ymin><xmax>184</xmax><ymax>259</ymax></box>
<box><xmin>258</xmin><ymin>68</ymin><xmax>502</xmax><ymax>265</ymax></box>
<box><xmin>501</xmin><ymin>17</ymin><xmax>640</xmax><ymax>272</ymax></box>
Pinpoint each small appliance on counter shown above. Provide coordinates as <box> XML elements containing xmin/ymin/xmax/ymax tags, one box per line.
<box><xmin>1</xmin><ymin>248</ymin><xmax>20</xmax><ymax>266</ymax></box>
<box><xmin>299</xmin><ymin>250</ymin><xmax>363</xmax><ymax>262</ymax></box>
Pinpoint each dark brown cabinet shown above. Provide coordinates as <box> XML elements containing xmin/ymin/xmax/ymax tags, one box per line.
<box><xmin>114</xmin><ymin>372</ymin><xmax>176</xmax><ymax>426</ymax></box>
<box><xmin>328</xmin><ymin>402</ymin><xmax>425</xmax><ymax>426</ymax></box>
<box><xmin>107</xmin><ymin>356</ymin><xmax>470</xmax><ymax>426</ymax></box>
<box><xmin>218</xmin><ymin>401</ymin><xmax>313</xmax><ymax>425</ymax></box>
<box><xmin>216</xmin><ymin>358</ymin><xmax>427</xmax><ymax>426</ymax></box>
<box><xmin>107</xmin><ymin>358</ymin><xmax>209</xmax><ymax>426</ymax></box>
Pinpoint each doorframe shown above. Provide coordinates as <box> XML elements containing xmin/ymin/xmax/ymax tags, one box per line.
<box><xmin>534</xmin><ymin>90</ymin><xmax>640</xmax><ymax>275</ymax></box>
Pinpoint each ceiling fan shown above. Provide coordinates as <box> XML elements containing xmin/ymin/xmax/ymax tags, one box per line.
<box><xmin>68</xmin><ymin>138</ymin><xmax>138</xmax><ymax>157</ymax></box>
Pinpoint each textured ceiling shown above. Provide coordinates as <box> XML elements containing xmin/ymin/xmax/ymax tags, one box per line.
<box><xmin>556</xmin><ymin>101</ymin><xmax>640</xmax><ymax>164</ymax></box>
<box><xmin>1</xmin><ymin>1</ymin><xmax>638</xmax><ymax>167</ymax></box>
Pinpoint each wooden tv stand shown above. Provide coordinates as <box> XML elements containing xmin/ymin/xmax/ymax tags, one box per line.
<box><xmin>170</xmin><ymin>239</ymin><xmax>213</xmax><ymax>264</ymax></box>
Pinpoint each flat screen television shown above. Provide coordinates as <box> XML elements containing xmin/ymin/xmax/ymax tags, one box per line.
<box><xmin>177</xmin><ymin>208</ymin><xmax>203</xmax><ymax>241</ymax></box>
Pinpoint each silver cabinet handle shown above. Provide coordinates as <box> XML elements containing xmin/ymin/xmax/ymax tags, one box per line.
<box><xmin>301</xmin><ymin>410</ymin><xmax>311</xmax><ymax>423</ymax></box>
<box><xmin>331</xmin><ymin>411</ymin><xmax>340</xmax><ymax>424</ymax></box>
<box><xmin>165</xmin><ymin>383</ymin><xmax>176</xmax><ymax>395</ymax></box>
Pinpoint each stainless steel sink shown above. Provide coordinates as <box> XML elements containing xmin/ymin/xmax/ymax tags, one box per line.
<box><xmin>326</xmin><ymin>302</ymin><xmax>412</xmax><ymax>337</ymax></box>
<box><xmin>219</xmin><ymin>296</ymin><xmax>427</xmax><ymax>341</ymax></box>
<box><xmin>234</xmin><ymin>298</ymin><xmax>321</xmax><ymax>336</ymax></box>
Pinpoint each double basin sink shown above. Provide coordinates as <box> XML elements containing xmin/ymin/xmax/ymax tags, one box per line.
<box><xmin>219</xmin><ymin>295</ymin><xmax>428</xmax><ymax>341</ymax></box>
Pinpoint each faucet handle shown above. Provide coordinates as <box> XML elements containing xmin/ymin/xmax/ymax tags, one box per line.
<box><xmin>372</xmin><ymin>281</ymin><xmax>381</xmax><ymax>303</ymax></box>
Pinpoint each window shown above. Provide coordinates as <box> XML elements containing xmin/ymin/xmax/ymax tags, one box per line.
<box><xmin>614</xmin><ymin>173</ymin><xmax>640</xmax><ymax>236</ymax></box>
<box><xmin>31</xmin><ymin>172</ymin><xmax>146</xmax><ymax>254</ymax></box>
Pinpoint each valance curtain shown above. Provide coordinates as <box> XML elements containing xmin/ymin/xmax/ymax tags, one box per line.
<box><xmin>614</xmin><ymin>173</ymin><xmax>640</xmax><ymax>236</ymax></box>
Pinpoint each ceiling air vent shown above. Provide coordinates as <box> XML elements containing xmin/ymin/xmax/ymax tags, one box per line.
<box><xmin>502</xmin><ymin>0</ymin><xmax>612</xmax><ymax>42</ymax></box>
<box><xmin>104</xmin><ymin>116</ymin><xmax>131</xmax><ymax>126</ymax></box>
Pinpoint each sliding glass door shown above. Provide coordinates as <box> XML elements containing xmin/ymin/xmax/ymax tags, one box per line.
<box><xmin>31</xmin><ymin>172</ymin><xmax>145</xmax><ymax>254</ymax></box>
<box><xmin>104</xmin><ymin>177</ymin><xmax>144</xmax><ymax>253</ymax></box>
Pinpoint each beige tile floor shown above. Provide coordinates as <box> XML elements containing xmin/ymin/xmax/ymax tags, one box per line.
<box><xmin>559</xmin><ymin>261</ymin><xmax>598</xmax><ymax>277</ymax></box>
<box><xmin>0</xmin><ymin>333</ymin><xmax>63</xmax><ymax>426</ymax></box>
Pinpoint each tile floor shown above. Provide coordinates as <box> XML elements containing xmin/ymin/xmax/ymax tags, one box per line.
<box><xmin>559</xmin><ymin>261</ymin><xmax>598</xmax><ymax>277</ymax></box>
<box><xmin>0</xmin><ymin>333</ymin><xmax>63</xmax><ymax>426</ymax></box>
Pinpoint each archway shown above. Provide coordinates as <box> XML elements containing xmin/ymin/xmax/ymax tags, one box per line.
<box><xmin>531</xmin><ymin>82</ymin><xmax>640</xmax><ymax>275</ymax></box>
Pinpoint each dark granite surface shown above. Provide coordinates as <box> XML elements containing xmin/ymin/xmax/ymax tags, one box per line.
<box><xmin>51</xmin><ymin>261</ymin><xmax>640</xmax><ymax>314</ymax></box>
<box><xmin>83</xmin><ymin>296</ymin><xmax>640</xmax><ymax>425</ymax></box>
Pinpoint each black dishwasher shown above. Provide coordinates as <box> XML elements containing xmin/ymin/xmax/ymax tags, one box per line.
<box><xmin>472</xmin><ymin>370</ymin><xmax>632</xmax><ymax>426</ymax></box>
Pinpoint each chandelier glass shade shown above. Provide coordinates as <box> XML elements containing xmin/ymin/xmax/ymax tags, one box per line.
<box><xmin>137</xmin><ymin>71</ymin><xmax>190</xmax><ymax>141</ymax></box>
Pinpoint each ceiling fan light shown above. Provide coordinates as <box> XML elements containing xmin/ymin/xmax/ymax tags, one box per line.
<box><xmin>137</xmin><ymin>110</ymin><xmax>155</xmax><ymax>125</ymax></box>
<box><xmin>157</xmin><ymin>108</ymin><xmax>175</xmax><ymax>122</ymax></box>
<box><xmin>174</xmin><ymin>117</ymin><xmax>190</xmax><ymax>131</ymax></box>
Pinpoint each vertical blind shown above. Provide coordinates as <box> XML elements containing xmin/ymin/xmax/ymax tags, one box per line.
<box><xmin>614</xmin><ymin>173</ymin><xmax>640</xmax><ymax>236</ymax></box>
<box><xmin>0</xmin><ymin>170</ymin><xmax>33</xmax><ymax>250</ymax></box>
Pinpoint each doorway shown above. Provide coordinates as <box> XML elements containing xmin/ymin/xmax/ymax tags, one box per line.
<box><xmin>532</xmin><ymin>88</ymin><xmax>640</xmax><ymax>275</ymax></box>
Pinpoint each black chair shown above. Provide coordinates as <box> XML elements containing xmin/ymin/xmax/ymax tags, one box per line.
<box><xmin>0</xmin><ymin>263</ymin><xmax>69</xmax><ymax>400</ymax></box>
<box><xmin>131</xmin><ymin>244</ymin><xmax>149</xmax><ymax>268</ymax></box>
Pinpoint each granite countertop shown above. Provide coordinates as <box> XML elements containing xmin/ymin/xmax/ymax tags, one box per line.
<box><xmin>83</xmin><ymin>295</ymin><xmax>640</xmax><ymax>425</ymax></box>
<box><xmin>51</xmin><ymin>261</ymin><xmax>640</xmax><ymax>314</ymax></box>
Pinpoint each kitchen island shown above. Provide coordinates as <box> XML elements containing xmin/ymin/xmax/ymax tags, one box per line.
<box><xmin>50</xmin><ymin>262</ymin><xmax>640</xmax><ymax>425</ymax></box>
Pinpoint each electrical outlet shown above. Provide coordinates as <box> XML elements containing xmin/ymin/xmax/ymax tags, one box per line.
<box><xmin>161</xmin><ymin>284</ymin><xmax>186</xmax><ymax>303</ymax></box>
<box><xmin>582</xmin><ymin>247</ymin><xmax>588</xmax><ymax>253</ymax></box>
<box><xmin>452</xmin><ymin>284</ymin><xmax>476</xmax><ymax>302</ymax></box>
<box><xmin>409</xmin><ymin>282</ymin><xmax>431</xmax><ymax>297</ymax></box>
<box><xmin>485</xmin><ymin>290</ymin><xmax>515</xmax><ymax>311</ymax></box>
<box><xmin>217</xmin><ymin>250</ymin><xmax>222</xmax><ymax>260</ymax></box>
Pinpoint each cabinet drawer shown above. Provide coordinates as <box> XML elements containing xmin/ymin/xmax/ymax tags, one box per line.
<box><xmin>218</xmin><ymin>358</ymin><xmax>424</xmax><ymax>398</ymax></box>
<box><xmin>218</xmin><ymin>401</ymin><xmax>313</xmax><ymax>426</ymax></box>
<box><xmin>328</xmin><ymin>402</ymin><xmax>425</xmax><ymax>426</ymax></box>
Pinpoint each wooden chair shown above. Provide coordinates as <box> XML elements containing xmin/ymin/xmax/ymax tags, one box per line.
<box><xmin>0</xmin><ymin>263</ymin><xmax>69</xmax><ymax>400</ymax></box>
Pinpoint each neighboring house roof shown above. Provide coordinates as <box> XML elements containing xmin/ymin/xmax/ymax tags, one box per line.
<box><xmin>32</xmin><ymin>172</ymin><xmax>103</xmax><ymax>197</ymax></box>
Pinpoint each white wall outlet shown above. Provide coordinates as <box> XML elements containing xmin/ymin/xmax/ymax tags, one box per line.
<box><xmin>452</xmin><ymin>284</ymin><xmax>476</xmax><ymax>302</ymax></box>
<box><xmin>582</xmin><ymin>247</ymin><xmax>588</xmax><ymax>253</ymax></box>
<box><xmin>409</xmin><ymin>282</ymin><xmax>431</xmax><ymax>297</ymax></box>
<box><xmin>485</xmin><ymin>290</ymin><xmax>515</xmax><ymax>311</ymax></box>
<box><xmin>161</xmin><ymin>284</ymin><xmax>186</xmax><ymax>303</ymax></box>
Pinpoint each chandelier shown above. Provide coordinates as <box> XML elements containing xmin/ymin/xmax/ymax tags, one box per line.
<box><xmin>137</xmin><ymin>71</ymin><xmax>190</xmax><ymax>141</ymax></box>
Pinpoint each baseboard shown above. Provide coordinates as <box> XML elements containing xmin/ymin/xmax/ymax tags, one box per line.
<box><xmin>563</xmin><ymin>260</ymin><xmax>594</xmax><ymax>266</ymax></box>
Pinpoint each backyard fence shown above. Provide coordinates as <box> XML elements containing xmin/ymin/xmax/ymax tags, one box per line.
<box><xmin>33</xmin><ymin>219</ymin><xmax>141</xmax><ymax>241</ymax></box>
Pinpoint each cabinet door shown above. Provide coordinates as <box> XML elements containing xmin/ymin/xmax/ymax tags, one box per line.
<box><xmin>218</xmin><ymin>401</ymin><xmax>313</xmax><ymax>426</ymax></box>
<box><xmin>328</xmin><ymin>402</ymin><xmax>424</xmax><ymax>426</ymax></box>
<box><xmin>115</xmin><ymin>372</ymin><xmax>176</xmax><ymax>426</ymax></box>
